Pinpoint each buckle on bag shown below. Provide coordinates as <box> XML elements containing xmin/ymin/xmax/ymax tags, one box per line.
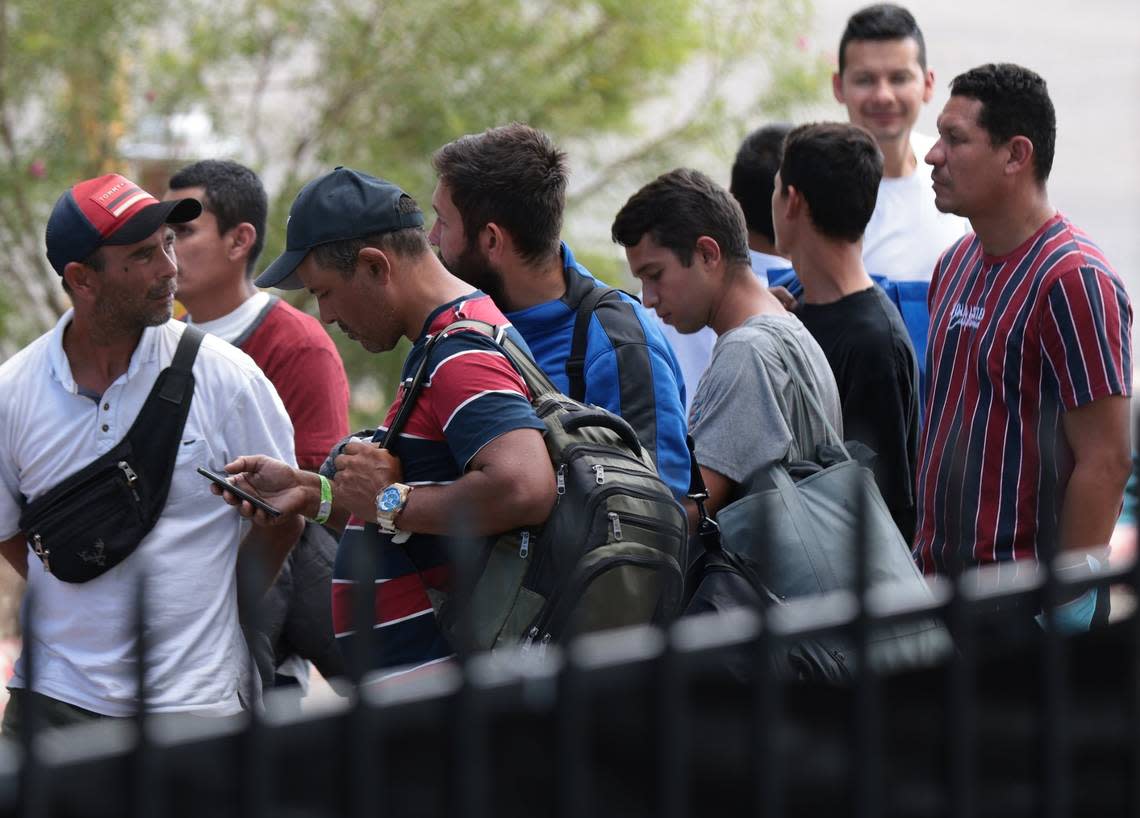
<box><xmin>31</xmin><ymin>533</ymin><xmax>50</xmax><ymax>574</ymax></box>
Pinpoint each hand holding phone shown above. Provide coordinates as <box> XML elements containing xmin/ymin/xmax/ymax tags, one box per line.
<box><xmin>197</xmin><ymin>467</ymin><xmax>282</xmax><ymax>518</ymax></box>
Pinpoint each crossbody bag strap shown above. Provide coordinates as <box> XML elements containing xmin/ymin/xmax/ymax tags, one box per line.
<box><xmin>566</xmin><ymin>286</ymin><xmax>619</xmax><ymax>403</ymax></box>
<box><xmin>20</xmin><ymin>325</ymin><xmax>205</xmax><ymax>534</ymax></box>
<box><xmin>379</xmin><ymin>330</ymin><xmax>453</xmax><ymax>451</ymax></box>
<box><xmin>122</xmin><ymin>325</ymin><xmax>205</xmax><ymax>499</ymax></box>
<box><xmin>686</xmin><ymin>434</ymin><xmax>722</xmax><ymax>554</ymax></box>
<box><xmin>766</xmin><ymin>331</ymin><xmax>849</xmax><ymax>459</ymax></box>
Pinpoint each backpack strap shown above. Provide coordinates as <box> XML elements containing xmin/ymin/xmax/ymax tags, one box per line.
<box><xmin>565</xmin><ymin>286</ymin><xmax>622</xmax><ymax>403</ymax></box>
<box><xmin>379</xmin><ymin>329</ymin><xmax>453</xmax><ymax>450</ymax></box>
<box><xmin>435</xmin><ymin>319</ymin><xmax>561</xmax><ymax>399</ymax></box>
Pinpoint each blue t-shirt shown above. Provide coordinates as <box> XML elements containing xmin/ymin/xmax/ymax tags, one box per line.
<box><xmin>506</xmin><ymin>243</ymin><xmax>690</xmax><ymax>497</ymax></box>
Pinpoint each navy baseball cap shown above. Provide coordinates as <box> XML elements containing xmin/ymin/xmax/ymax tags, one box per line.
<box><xmin>256</xmin><ymin>167</ymin><xmax>425</xmax><ymax>290</ymax></box>
<box><xmin>45</xmin><ymin>173</ymin><xmax>201</xmax><ymax>275</ymax></box>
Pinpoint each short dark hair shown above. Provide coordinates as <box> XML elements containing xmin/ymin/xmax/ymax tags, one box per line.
<box><xmin>779</xmin><ymin>123</ymin><xmax>883</xmax><ymax>242</ymax></box>
<box><xmin>730</xmin><ymin>124</ymin><xmax>792</xmax><ymax>244</ymax></box>
<box><xmin>432</xmin><ymin>123</ymin><xmax>567</xmax><ymax>264</ymax></box>
<box><xmin>838</xmin><ymin>4</ymin><xmax>926</xmax><ymax>74</ymax></box>
<box><xmin>950</xmin><ymin>63</ymin><xmax>1056</xmax><ymax>184</ymax></box>
<box><xmin>611</xmin><ymin>168</ymin><xmax>750</xmax><ymax>268</ymax></box>
<box><xmin>168</xmin><ymin>159</ymin><xmax>268</xmax><ymax>275</ymax></box>
<box><xmin>310</xmin><ymin>203</ymin><xmax>431</xmax><ymax>278</ymax></box>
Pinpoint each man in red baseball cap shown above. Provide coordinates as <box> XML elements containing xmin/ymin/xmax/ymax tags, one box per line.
<box><xmin>0</xmin><ymin>173</ymin><xmax>303</xmax><ymax>734</ymax></box>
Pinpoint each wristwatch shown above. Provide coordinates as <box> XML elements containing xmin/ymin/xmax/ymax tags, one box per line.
<box><xmin>376</xmin><ymin>482</ymin><xmax>413</xmax><ymax>535</ymax></box>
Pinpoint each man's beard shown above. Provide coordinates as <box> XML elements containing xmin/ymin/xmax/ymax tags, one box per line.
<box><xmin>444</xmin><ymin>242</ymin><xmax>508</xmax><ymax>309</ymax></box>
<box><xmin>93</xmin><ymin>280</ymin><xmax>174</xmax><ymax>339</ymax></box>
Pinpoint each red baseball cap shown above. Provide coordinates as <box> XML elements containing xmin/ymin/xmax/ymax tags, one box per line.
<box><xmin>45</xmin><ymin>173</ymin><xmax>202</xmax><ymax>274</ymax></box>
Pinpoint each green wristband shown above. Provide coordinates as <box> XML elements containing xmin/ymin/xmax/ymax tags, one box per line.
<box><xmin>312</xmin><ymin>474</ymin><xmax>333</xmax><ymax>525</ymax></box>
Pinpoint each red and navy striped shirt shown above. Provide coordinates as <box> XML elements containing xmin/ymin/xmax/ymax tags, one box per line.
<box><xmin>331</xmin><ymin>293</ymin><xmax>544</xmax><ymax>679</ymax></box>
<box><xmin>914</xmin><ymin>214</ymin><xmax>1132</xmax><ymax>576</ymax></box>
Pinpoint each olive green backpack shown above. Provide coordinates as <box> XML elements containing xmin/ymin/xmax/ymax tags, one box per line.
<box><xmin>391</xmin><ymin>319</ymin><xmax>687</xmax><ymax>655</ymax></box>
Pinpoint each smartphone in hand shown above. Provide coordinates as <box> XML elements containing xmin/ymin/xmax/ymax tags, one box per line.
<box><xmin>197</xmin><ymin>467</ymin><xmax>282</xmax><ymax>518</ymax></box>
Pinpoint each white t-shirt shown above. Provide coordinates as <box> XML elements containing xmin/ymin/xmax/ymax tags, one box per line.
<box><xmin>186</xmin><ymin>290</ymin><xmax>271</xmax><ymax>344</ymax></box>
<box><xmin>651</xmin><ymin>251</ymin><xmax>792</xmax><ymax>414</ymax></box>
<box><xmin>0</xmin><ymin>313</ymin><xmax>295</xmax><ymax>716</ymax></box>
<box><xmin>862</xmin><ymin>132</ymin><xmax>969</xmax><ymax>283</ymax></box>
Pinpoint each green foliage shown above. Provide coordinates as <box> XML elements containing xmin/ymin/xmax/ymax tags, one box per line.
<box><xmin>0</xmin><ymin>0</ymin><xmax>829</xmax><ymax>413</ymax></box>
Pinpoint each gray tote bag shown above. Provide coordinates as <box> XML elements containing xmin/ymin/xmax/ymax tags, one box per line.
<box><xmin>715</xmin><ymin>340</ymin><xmax>951</xmax><ymax>675</ymax></box>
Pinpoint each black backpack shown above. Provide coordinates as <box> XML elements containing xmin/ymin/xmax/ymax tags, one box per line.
<box><xmin>389</xmin><ymin>319</ymin><xmax>688</xmax><ymax>654</ymax></box>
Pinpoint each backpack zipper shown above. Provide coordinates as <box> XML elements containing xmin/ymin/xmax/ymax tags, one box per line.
<box><xmin>608</xmin><ymin>512</ymin><xmax>622</xmax><ymax>540</ymax></box>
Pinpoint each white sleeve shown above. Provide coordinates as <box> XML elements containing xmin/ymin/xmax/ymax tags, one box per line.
<box><xmin>219</xmin><ymin>370</ymin><xmax>298</xmax><ymax>470</ymax></box>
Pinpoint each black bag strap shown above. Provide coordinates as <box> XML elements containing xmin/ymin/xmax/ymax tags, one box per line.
<box><xmin>565</xmin><ymin>286</ymin><xmax>621</xmax><ymax>403</ymax></box>
<box><xmin>153</xmin><ymin>324</ymin><xmax>204</xmax><ymax>406</ymax></box>
<box><xmin>686</xmin><ymin>434</ymin><xmax>722</xmax><ymax>555</ymax></box>
<box><xmin>383</xmin><ymin>318</ymin><xmax>556</xmax><ymax>447</ymax></box>
<box><xmin>20</xmin><ymin>325</ymin><xmax>204</xmax><ymax>524</ymax></box>
<box><xmin>380</xmin><ymin>325</ymin><xmax>468</xmax><ymax>450</ymax></box>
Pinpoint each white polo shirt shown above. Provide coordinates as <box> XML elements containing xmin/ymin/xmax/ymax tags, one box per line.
<box><xmin>0</xmin><ymin>312</ymin><xmax>295</xmax><ymax>716</ymax></box>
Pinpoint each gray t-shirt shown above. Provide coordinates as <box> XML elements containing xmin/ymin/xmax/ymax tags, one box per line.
<box><xmin>689</xmin><ymin>313</ymin><xmax>842</xmax><ymax>485</ymax></box>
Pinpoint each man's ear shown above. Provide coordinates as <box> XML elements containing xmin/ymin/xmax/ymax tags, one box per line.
<box><xmin>1005</xmin><ymin>135</ymin><xmax>1036</xmax><ymax>178</ymax></box>
<box><xmin>481</xmin><ymin>222</ymin><xmax>508</xmax><ymax>265</ymax></box>
<box><xmin>62</xmin><ymin>260</ymin><xmax>98</xmax><ymax>300</ymax></box>
<box><xmin>357</xmin><ymin>246</ymin><xmax>392</xmax><ymax>284</ymax></box>
<box><xmin>832</xmin><ymin>71</ymin><xmax>845</xmax><ymax>105</ymax></box>
<box><xmin>780</xmin><ymin>183</ymin><xmax>805</xmax><ymax>221</ymax></box>
<box><xmin>694</xmin><ymin>235</ymin><xmax>724</xmax><ymax>268</ymax></box>
<box><xmin>922</xmin><ymin>68</ymin><xmax>935</xmax><ymax>104</ymax></box>
<box><xmin>227</xmin><ymin>223</ymin><xmax>257</xmax><ymax>263</ymax></box>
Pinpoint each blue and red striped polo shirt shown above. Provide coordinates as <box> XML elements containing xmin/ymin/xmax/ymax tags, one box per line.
<box><xmin>331</xmin><ymin>293</ymin><xmax>544</xmax><ymax>679</ymax></box>
<box><xmin>914</xmin><ymin>213</ymin><xmax>1132</xmax><ymax>576</ymax></box>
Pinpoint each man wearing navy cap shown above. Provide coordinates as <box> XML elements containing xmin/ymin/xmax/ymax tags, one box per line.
<box><xmin>0</xmin><ymin>173</ymin><xmax>302</xmax><ymax>734</ymax></box>
<box><xmin>220</xmin><ymin>167</ymin><xmax>555</xmax><ymax>679</ymax></box>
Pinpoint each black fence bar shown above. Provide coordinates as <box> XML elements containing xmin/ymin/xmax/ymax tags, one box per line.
<box><xmin>1133</xmin><ymin>534</ymin><xmax>1140</xmax><ymax>818</ymax></box>
<box><xmin>130</xmin><ymin>574</ymin><xmax>159</xmax><ymax>818</ymax></box>
<box><xmin>449</xmin><ymin>665</ymin><xmax>489</xmax><ymax>818</ymax></box>
<box><xmin>1038</xmin><ymin>529</ymin><xmax>1069</xmax><ymax>818</ymax></box>
<box><xmin>852</xmin><ymin>477</ymin><xmax>882</xmax><ymax>818</ymax></box>
<box><xmin>1131</xmin><ymin>412</ymin><xmax>1140</xmax><ymax>818</ymax></box>
<box><xmin>945</xmin><ymin>560</ymin><xmax>976</xmax><ymax>818</ymax></box>
<box><xmin>4</xmin><ymin>513</ymin><xmax>1139</xmax><ymax>816</ymax></box>
<box><xmin>17</xmin><ymin>586</ymin><xmax>44</xmax><ymax>818</ymax></box>
<box><xmin>555</xmin><ymin>648</ymin><xmax>590</xmax><ymax>818</ymax></box>
<box><xmin>749</xmin><ymin>483</ymin><xmax>782</xmax><ymax>818</ymax></box>
<box><xmin>654</xmin><ymin>630</ymin><xmax>687</xmax><ymax>818</ymax></box>
<box><xmin>346</xmin><ymin>537</ymin><xmax>378</xmax><ymax>818</ymax></box>
<box><xmin>238</xmin><ymin>558</ymin><xmax>269</xmax><ymax>818</ymax></box>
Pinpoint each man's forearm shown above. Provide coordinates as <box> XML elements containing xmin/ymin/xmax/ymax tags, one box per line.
<box><xmin>1058</xmin><ymin>461</ymin><xmax>1130</xmax><ymax>554</ymax></box>
<box><xmin>395</xmin><ymin>471</ymin><xmax>553</xmax><ymax>538</ymax></box>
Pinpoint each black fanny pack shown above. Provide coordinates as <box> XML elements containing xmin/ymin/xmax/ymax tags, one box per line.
<box><xmin>18</xmin><ymin>326</ymin><xmax>204</xmax><ymax>583</ymax></box>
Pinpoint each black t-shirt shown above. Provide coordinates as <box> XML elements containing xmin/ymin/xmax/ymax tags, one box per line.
<box><xmin>798</xmin><ymin>285</ymin><xmax>919</xmax><ymax>543</ymax></box>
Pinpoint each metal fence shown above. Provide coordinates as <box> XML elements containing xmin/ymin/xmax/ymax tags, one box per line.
<box><xmin>1</xmin><ymin>481</ymin><xmax>1138</xmax><ymax>817</ymax></box>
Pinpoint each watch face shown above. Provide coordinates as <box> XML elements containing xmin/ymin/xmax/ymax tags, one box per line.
<box><xmin>379</xmin><ymin>486</ymin><xmax>403</xmax><ymax>513</ymax></box>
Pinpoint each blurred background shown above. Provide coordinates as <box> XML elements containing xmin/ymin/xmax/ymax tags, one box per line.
<box><xmin>1</xmin><ymin>0</ymin><xmax>1135</xmax><ymax>427</ymax></box>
